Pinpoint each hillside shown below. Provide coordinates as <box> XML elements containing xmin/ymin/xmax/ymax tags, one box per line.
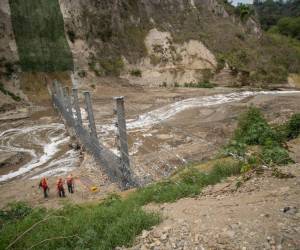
<box><xmin>0</xmin><ymin>0</ymin><xmax>300</xmax><ymax>103</ymax></box>
<box><xmin>1</xmin><ymin>2</ymin><xmax>300</xmax><ymax>249</ymax></box>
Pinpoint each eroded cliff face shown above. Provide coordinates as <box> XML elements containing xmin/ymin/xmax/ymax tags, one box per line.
<box><xmin>58</xmin><ymin>0</ymin><xmax>261</xmax><ymax>86</ymax></box>
<box><xmin>0</xmin><ymin>0</ymin><xmax>19</xmax><ymax>76</ymax></box>
<box><xmin>1</xmin><ymin>0</ymin><xmax>262</xmax><ymax>89</ymax></box>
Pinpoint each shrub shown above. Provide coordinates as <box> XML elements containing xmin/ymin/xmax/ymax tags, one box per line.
<box><xmin>234</xmin><ymin>107</ymin><xmax>276</xmax><ymax>145</ymax></box>
<box><xmin>4</xmin><ymin>62</ymin><xmax>15</xmax><ymax>77</ymax></box>
<box><xmin>0</xmin><ymin>82</ymin><xmax>21</xmax><ymax>102</ymax></box>
<box><xmin>99</xmin><ymin>57</ymin><xmax>124</xmax><ymax>76</ymax></box>
<box><xmin>285</xmin><ymin>113</ymin><xmax>300</xmax><ymax>139</ymax></box>
<box><xmin>0</xmin><ymin>202</ymin><xmax>32</xmax><ymax>228</ymax></box>
<box><xmin>277</xmin><ymin>17</ymin><xmax>300</xmax><ymax>40</ymax></box>
<box><xmin>222</xmin><ymin>140</ymin><xmax>247</xmax><ymax>157</ymax></box>
<box><xmin>67</xmin><ymin>30</ymin><xmax>76</xmax><ymax>43</ymax></box>
<box><xmin>261</xmin><ymin>145</ymin><xmax>293</xmax><ymax>165</ymax></box>
<box><xmin>234</xmin><ymin>4</ymin><xmax>255</xmax><ymax>22</ymax></box>
<box><xmin>78</xmin><ymin>70</ymin><xmax>86</xmax><ymax>78</ymax></box>
<box><xmin>224</xmin><ymin>107</ymin><xmax>300</xmax><ymax>167</ymax></box>
<box><xmin>130</xmin><ymin>69</ymin><xmax>142</xmax><ymax>77</ymax></box>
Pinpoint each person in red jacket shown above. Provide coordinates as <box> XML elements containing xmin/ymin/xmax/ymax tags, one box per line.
<box><xmin>66</xmin><ymin>174</ymin><xmax>74</xmax><ymax>193</ymax></box>
<box><xmin>39</xmin><ymin>177</ymin><xmax>49</xmax><ymax>198</ymax></box>
<box><xmin>57</xmin><ymin>178</ymin><xmax>66</xmax><ymax>197</ymax></box>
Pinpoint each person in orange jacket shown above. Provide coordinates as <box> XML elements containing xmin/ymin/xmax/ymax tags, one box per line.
<box><xmin>57</xmin><ymin>178</ymin><xmax>66</xmax><ymax>197</ymax></box>
<box><xmin>39</xmin><ymin>177</ymin><xmax>49</xmax><ymax>198</ymax></box>
<box><xmin>66</xmin><ymin>174</ymin><xmax>74</xmax><ymax>193</ymax></box>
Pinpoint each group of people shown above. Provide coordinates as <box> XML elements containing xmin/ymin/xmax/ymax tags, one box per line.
<box><xmin>39</xmin><ymin>175</ymin><xmax>74</xmax><ymax>198</ymax></box>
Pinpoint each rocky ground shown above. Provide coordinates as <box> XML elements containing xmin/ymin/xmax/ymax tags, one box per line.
<box><xmin>123</xmin><ymin>164</ymin><xmax>300</xmax><ymax>250</ymax></box>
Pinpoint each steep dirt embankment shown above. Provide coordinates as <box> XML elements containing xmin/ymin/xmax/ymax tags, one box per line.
<box><xmin>125</xmin><ymin>164</ymin><xmax>300</xmax><ymax>250</ymax></box>
<box><xmin>58</xmin><ymin>0</ymin><xmax>263</xmax><ymax>86</ymax></box>
<box><xmin>2</xmin><ymin>0</ymin><xmax>300</xmax><ymax>92</ymax></box>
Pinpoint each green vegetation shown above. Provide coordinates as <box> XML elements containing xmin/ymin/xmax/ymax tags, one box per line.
<box><xmin>66</xmin><ymin>30</ymin><xmax>76</xmax><ymax>43</ymax></box>
<box><xmin>0</xmin><ymin>198</ymin><xmax>159</xmax><ymax>250</ymax></box>
<box><xmin>9</xmin><ymin>0</ymin><xmax>73</xmax><ymax>72</ymax></box>
<box><xmin>0</xmin><ymin>161</ymin><xmax>243</xmax><ymax>249</ymax></box>
<box><xmin>130</xmin><ymin>69</ymin><xmax>142</xmax><ymax>77</ymax></box>
<box><xmin>223</xmin><ymin>107</ymin><xmax>300</xmax><ymax>165</ymax></box>
<box><xmin>90</xmin><ymin>57</ymin><xmax>124</xmax><ymax>77</ymax></box>
<box><xmin>235</xmin><ymin>4</ymin><xmax>255</xmax><ymax>22</ymax></box>
<box><xmin>254</xmin><ymin>0</ymin><xmax>300</xmax><ymax>31</ymax></box>
<box><xmin>276</xmin><ymin>17</ymin><xmax>300</xmax><ymax>40</ymax></box>
<box><xmin>254</xmin><ymin>0</ymin><xmax>300</xmax><ymax>40</ymax></box>
<box><xmin>0</xmin><ymin>82</ymin><xmax>21</xmax><ymax>102</ymax></box>
<box><xmin>0</xmin><ymin>202</ymin><xmax>32</xmax><ymax>229</ymax></box>
<box><xmin>218</xmin><ymin>32</ymin><xmax>300</xmax><ymax>84</ymax></box>
<box><xmin>285</xmin><ymin>114</ymin><xmax>300</xmax><ymax>139</ymax></box>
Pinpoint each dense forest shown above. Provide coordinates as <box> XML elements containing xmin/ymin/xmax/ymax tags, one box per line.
<box><xmin>253</xmin><ymin>0</ymin><xmax>300</xmax><ymax>39</ymax></box>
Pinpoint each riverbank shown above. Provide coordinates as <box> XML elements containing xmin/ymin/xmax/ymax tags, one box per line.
<box><xmin>1</xmin><ymin>85</ymin><xmax>300</xmax><ymax>208</ymax></box>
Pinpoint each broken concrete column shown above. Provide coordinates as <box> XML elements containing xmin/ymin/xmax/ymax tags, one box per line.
<box><xmin>84</xmin><ymin>91</ymin><xmax>98</xmax><ymax>140</ymax></box>
<box><xmin>51</xmin><ymin>80</ymin><xmax>58</xmax><ymax>96</ymax></box>
<box><xmin>63</xmin><ymin>86</ymin><xmax>73</xmax><ymax>116</ymax></box>
<box><xmin>114</xmin><ymin>96</ymin><xmax>131</xmax><ymax>175</ymax></box>
<box><xmin>72</xmin><ymin>88</ymin><xmax>82</xmax><ymax>126</ymax></box>
<box><xmin>56</xmin><ymin>81</ymin><xmax>65</xmax><ymax>104</ymax></box>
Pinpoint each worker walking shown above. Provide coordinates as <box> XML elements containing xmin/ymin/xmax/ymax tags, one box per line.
<box><xmin>39</xmin><ymin>177</ymin><xmax>49</xmax><ymax>198</ymax></box>
<box><xmin>66</xmin><ymin>174</ymin><xmax>74</xmax><ymax>193</ymax></box>
<box><xmin>57</xmin><ymin>178</ymin><xmax>66</xmax><ymax>197</ymax></box>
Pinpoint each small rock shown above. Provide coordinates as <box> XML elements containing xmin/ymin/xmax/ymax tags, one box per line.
<box><xmin>141</xmin><ymin>230</ymin><xmax>149</xmax><ymax>239</ymax></box>
<box><xmin>153</xmin><ymin>231</ymin><xmax>160</xmax><ymax>238</ymax></box>
<box><xmin>160</xmin><ymin>234</ymin><xmax>168</xmax><ymax>241</ymax></box>
<box><xmin>282</xmin><ymin>207</ymin><xmax>291</xmax><ymax>213</ymax></box>
<box><xmin>226</xmin><ymin>230</ymin><xmax>235</xmax><ymax>238</ymax></box>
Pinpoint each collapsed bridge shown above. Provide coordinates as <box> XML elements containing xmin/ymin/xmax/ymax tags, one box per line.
<box><xmin>51</xmin><ymin>81</ymin><xmax>137</xmax><ymax>189</ymax></box>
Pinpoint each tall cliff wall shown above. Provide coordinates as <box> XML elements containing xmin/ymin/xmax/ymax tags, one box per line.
<box><xmin>1</xmin><ymin>0</ymin><xmax>299</xmax><ymax>91</ymax></box>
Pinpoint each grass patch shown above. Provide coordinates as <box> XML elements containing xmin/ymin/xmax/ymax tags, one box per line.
<box><xmin>9</xmin><ymin>0</ymin><xmax>73</xmax><ymax>72</ymax></box>
<box><xmin>0</xmin><ymin>82</ymin><xmax>21</xmax><ymax>102</ymax></box>
<box><xmin>0</xmin><ymin>160</ymin><xmax>243</xmax><ymax>249</ymax></box>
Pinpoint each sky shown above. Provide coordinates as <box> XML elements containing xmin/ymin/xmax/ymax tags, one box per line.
<box><xmin>231</xmin><ymin>0</ymin><xmax>253</xmax><ymax>5</ymax></box>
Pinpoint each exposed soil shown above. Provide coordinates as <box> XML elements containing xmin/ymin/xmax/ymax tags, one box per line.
<box><xmin>124</xmin><ymin>164</ymin><xmax>300</xmax><ymax>250</ymax></box>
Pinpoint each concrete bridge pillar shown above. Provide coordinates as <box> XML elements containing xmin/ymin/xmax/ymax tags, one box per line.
<box><xmin>56</xmin><ymin>81</ymin><xmax>65</xmax><ymax>104</ymax></box>
<box><xmin>84</xmin><ymin>91</ymin><xmax>98</xmax><ymax>141</ymax></box>
<box><xmin>114</xmin><ymin>96</ymin><xmax>131</xmax><ymax>180</ymax></box>
<box><xmin>72</xmin><ymin>88</ymin><xmax>82</xmax><ymax>126</ymax></box>
<box><xmin>63</xmin><ymin>86</ymin><xmax>73</xmax><ymax>116</ymax></box>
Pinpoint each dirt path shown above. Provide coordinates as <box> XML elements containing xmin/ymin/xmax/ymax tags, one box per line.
<box><xmin>126</xmin><ymin>165</ymin><xmax>300</xmax><ymax>250</ymax></box>
<box><xmin>0</xmin><ymin>154</ymin><xmax>118</xmax><ymax>209</ymax></box>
